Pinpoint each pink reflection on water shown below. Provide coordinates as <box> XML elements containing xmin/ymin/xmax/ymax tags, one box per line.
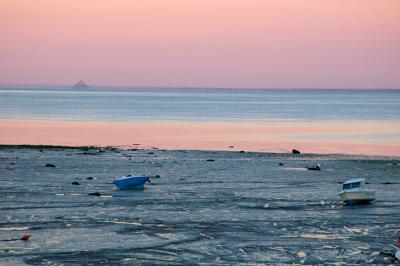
<box><xmin>1</xmin><ymin>119</ymin><xmax>399</xmax><ymax>156</ymax></box>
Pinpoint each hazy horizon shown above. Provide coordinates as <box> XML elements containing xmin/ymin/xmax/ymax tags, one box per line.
<box><xmin>1</xmin><ymin>0</ymin><xmax>400</xmax><ymax>89</ymax></box>
<box><xmin>1</xmin><ymin>82</ymin><xmax>400</xmax><ymax>91</ymax></box>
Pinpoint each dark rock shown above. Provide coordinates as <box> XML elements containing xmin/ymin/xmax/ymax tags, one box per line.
<box><xmin>279</xmin><ymin>162</ymin><xmax>284</xmax><ymax>166</ymax></box>
<box><xmin>86</xmin><ymin>177</ymin><xmax>94</xmax><ymax>180</ymax></box>
<box><xmin>382</xmin><ymin>182</ymin><xmax>393</xmax><ymax>185</ymax></box>
<box><xmin>206</xmin><ymin>159</ymin><xmax>215</xmax><ymax>162</ymax></box>
<box><xmin>153</xmin><ymin>175</ymin><xmax>161</xmax><ymax>178</ymax></box>
<box><xmin>88</xmin><ymin>192</ymin><xmax>101</xmax><ymax>196</ymax></box>
<box><xmin>45</xmin><ymin>163</ymin><xmax>56</xmax><ymax>168</ymax></box>
<box><xmin>148</xmin><ymin>152</ymin><xmax>154</xmax><ymax>155</ymax></box>
<box><xmin>239</xmin><ymin>151</ymin><xmax>245</xmax><ymax>153</ymax></box>
<box><xmin>82</xmin><ymin>152</ymin><xmax>98</xmax><ymax>155</ymax></box>
<box><xmin>72</xmin><ymin>182</ymin><xmax>80</xmax><ymax>185</ymax></box>
<box><xmin>292</xmin><ymin>149</ymin><xmax>301</xmax><ymax>154</ymax></box>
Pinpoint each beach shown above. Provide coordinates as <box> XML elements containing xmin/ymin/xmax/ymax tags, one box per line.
<box><xmin>1</xmin><ymin>88</ymin><xmax>400</xmax><ymax>264</ymax></box>
<box><xmin>2</xmin><ymin>0</ymin><xmax>400</xmax><ymax>264</ymax></box>
<box><xmin>1</xmin><ymin>145</ymin><xmax>399</xmax><ymax>264</ymax></box>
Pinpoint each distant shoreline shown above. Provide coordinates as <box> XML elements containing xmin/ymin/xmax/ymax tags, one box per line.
<box><xmin>1</xmin><ymin>84</ymin><xmax>400</xmax><ymax>91</ymax></box>
<box><xmin>1</xmin><ymin>144</ymin><xmax>399</xmax><ymax>160</ymax></box>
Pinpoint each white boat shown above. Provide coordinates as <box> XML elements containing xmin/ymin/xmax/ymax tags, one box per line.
<box><xmin>338</xmin><ymin>178</ymin><xmax>375</xmax><ymax>205</ymax></box>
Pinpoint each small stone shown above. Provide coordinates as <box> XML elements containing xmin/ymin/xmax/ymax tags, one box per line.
<box><xmin>72</xmin><ymin>182</ymin><xmax>80</xmax><ymax>185</ymax></box>
<box><xmin>45</xmin><ymin>163</ymin><xmax>56</xmax><ymax>168</ymax></box>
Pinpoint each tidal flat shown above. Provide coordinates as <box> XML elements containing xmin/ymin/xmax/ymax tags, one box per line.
<box><xmin>0</xmin><ymin>146</ymin><xmax>399</xmax><ymax>265</ymax></box>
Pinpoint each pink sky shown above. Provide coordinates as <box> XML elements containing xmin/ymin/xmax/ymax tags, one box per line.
<box><xmin>1</xmin><ymin>0</ymin><xmax>399</xmax><ymax>88</ymax></box>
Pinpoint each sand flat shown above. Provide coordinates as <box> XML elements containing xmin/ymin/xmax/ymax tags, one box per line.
<box><xmin>0</xmin><ymin>146</ymin><xmax>399</xmax><ymax>264</ymax></box>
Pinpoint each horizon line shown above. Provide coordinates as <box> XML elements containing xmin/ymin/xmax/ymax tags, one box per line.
<box><xmin>0</xmin><ymin>83</ymin><xmax>399</xmax><ymax>91</ymax></box>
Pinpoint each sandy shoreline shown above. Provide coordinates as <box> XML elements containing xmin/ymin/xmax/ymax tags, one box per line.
<box><xmin>1</xmin><ymin>119</ymin><xmax>400</xmax><ymax>156</ymax></box>
<box><xmin>1</xmin><ymin>146</ymin><xmax>399</xmax><ymax>264</ymax></box>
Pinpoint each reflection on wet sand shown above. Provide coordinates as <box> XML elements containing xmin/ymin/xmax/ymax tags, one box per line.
<box><xmin>1</xmin><ymin>119</ymin><xmax>400</xmax><ymax>156</ymax></box>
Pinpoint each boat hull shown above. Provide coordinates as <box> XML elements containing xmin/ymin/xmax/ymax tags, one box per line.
<box><xmin>338</xmin><ymin>190</ymin><xmax>376</xmax><ymax>205</ymax></box>
<box><xmin>113</xmin><ymin>176</ymin><xmax>149</xmax><ymax>189</ymax></box>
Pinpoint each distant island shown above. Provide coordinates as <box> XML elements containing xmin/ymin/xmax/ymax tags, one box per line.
<box><xmin>73</xmin><ymin>80</ymin><xmax>89</xmax><ymax>89</ymax></box>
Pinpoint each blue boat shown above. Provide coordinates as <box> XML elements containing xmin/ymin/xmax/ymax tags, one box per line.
<box><xmin>113</xmin><ymin>175</ymin><xmax>150</xmax><ymax>189</ymax></box>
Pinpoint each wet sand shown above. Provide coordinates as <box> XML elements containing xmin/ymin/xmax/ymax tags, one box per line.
<box><xmin>0</xmin><ymin>146</ymin><xmax>399</xmax><ymax>264</ymax></box>
<box><xmin>1</xmin><ymin>119</ymin><xmax>400</xmax><ymax>156</ymax></box>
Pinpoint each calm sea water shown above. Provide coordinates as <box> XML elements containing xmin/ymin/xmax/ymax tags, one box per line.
<box><xmin>0</xmin><ymin>87</ymin><xmax>399</xmax><ymax>122</ymax></box>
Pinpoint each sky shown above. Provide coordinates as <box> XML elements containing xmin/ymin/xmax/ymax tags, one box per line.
<box><xmin>0</xmin><ymin>0</ymin><xmax>399</xmax><ymax>89</ymax></box>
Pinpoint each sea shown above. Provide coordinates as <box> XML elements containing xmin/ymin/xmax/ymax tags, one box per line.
<box><xmin>0</xmin><ymin>87</ymin><xmax>399</xmax><ymax>123</ymax></box>
<box><xmin>1</xmin><ymin>88</ymin><xmax>400</xmax><ymax>264</ymax></box>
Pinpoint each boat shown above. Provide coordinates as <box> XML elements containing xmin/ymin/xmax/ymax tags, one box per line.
<box><xmin>113</xmin><ymin>175</ymin><xmax>150</xmax><ymax>189</ymax></box>
<box><xmin>307</xmin><ymin>164</ymin><xmax>321</xmax><ymax>171</ymax></box>
<box><xmin>73</xmin><ymin>80</ymin><xmax>89</xmax><ymax>89</ymax></box>
<box><xmin>338</xmin><ymin>178</ymin><xmax>376</xmax><ymax>205</ymax></box>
